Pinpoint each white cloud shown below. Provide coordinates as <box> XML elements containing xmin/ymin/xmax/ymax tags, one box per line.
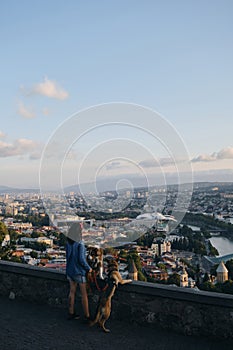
<box><xmin>18</xmin><ymin>101</ymin><xmax>35</xmax><ymax>119</ymax></box>
<box><xmin>217</xmin><ymin>147</ymin><xmax>233</xmax><ymax>159</ymax></box>
<box><xmin>32</xmin><ymin>77</ymin><xmax>68</xmax><ymax>100</ymax></box>
<box><xmin>192</xmin><ymin>147</ymin><xmax>233</xmax><ymax>163</ymax></box>
<box><xmin>15</xmin><ymin>138</ymin><xmax>37</xmax><ymax>151</ymax></box>
<box><xmin>0</xmin><ymin>138</ymin><xmax>39</xmax><ymax>158</ymax></box>
<box><xmin>105</xmin><ymin>161</ymin><xmax>123</xmax><ymax>171</ymax></box>
<box><xmin>139</xmin><ymin>157</ymin><xmax>176</xmax><ymax>168</ymax></box>
<box><xmin>0</xmin><ymin>131</ymin><xmax>6</xmax><ymax>138</ymax></box>
<box><xmin>139</xmin><ymin>159</ymin><xmax>159</xmax><ymax>168</ymax></box>
<box><xmin>191</xmin><ymin>154</ymin><xmax>216</xmax><ymax>163</ymax></box>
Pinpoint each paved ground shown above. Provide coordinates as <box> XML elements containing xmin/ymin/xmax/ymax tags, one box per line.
<box><xmin>0</xmin><ymin>296</ymin><xmax>233</xmax><ymax>350</ymax></box>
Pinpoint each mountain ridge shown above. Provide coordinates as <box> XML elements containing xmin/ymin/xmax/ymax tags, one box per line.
<box><xmin>0</xmin><ymin>180</ymin><xmax>233</xmax><ymax>194</ymax></box>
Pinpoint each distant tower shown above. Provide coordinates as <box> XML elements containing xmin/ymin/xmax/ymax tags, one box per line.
<box><xmin>128</xmin><ymin>259</ymin><xmax>138</xmax><ymax>281</ymax></box>
<box><xmin>180</xmin><ymin>267</ymin><xmax>188</xmax><ymax>287</ymax></box>
<box><xmin>216</xmin><ymin>261</ymin><xmax>228</xmax><ymax>283</ymax></box>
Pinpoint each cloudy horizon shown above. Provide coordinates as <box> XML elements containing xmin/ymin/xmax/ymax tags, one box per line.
<box><xmin>1</xmin><ymin>1</ymin><xmax>233</xmax><ymax>190</ymax></box>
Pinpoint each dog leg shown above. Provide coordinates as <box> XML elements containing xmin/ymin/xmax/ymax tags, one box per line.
<box><xmin>120</xmin><ymin>279</ymin><xmax>132</xmax><ymax>285</ymax></box>
<box><xmin>89</xmin><ymin>309</ymin><xmax>101</xmax><ymax>327</ymax></box>
<box><xmin>99</xmin><ymin>285</ymin><xmax>116</xmax><ymax>332</ymax></box>
<box><xmin>99</xmin><ymin>303</ymin><xmax>112</xmax><ymax>333</ymax></box>
<box><xmin>100</xmin><ymin>319</ymin><xmax>110</xmax><ymax>333</ymax></box>
<box><xmin>114</xmin><ymin>275</ymin><xmax>132</xmax><ymax>285</ymax></box>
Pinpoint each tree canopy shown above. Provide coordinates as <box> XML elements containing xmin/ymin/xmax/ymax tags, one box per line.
<box><xmin>0</xmin><ymin>222</ymin><xmax>8</xmax><ymax>244</ymax></box>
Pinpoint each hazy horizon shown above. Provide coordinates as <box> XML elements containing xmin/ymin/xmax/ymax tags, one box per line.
<box><xmin>1</xmin><ymin>1</ymin><xmax>233</xmax><ymax>189</ymax></box>
<box><xmin>1</xmin><ymin>169</ymin><xmax>233</xmax><ymax>192</ymax></box>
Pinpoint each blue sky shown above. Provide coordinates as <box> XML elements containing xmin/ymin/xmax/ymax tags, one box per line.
<box><xmin>1</xmin><ymin>0</ymin><xmax>233</xmax><ymax>188</ymax></box>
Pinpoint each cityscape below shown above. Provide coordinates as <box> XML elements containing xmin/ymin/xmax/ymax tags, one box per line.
<box><xmin>1</xmin><ymin>181</ymin><xmax>233</xmax><ymax>295</ymax></box>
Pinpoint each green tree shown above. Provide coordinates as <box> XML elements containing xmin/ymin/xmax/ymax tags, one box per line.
<box><xmin>10</xmin><ymin>256</ymin><xmax>22</xmax><ymax>263</ymax></box>
<box><xmin>58</xmin><ymin>233</ymin><xmax>67</xmax><ymax>247</ymax></box>
<box><xmin>199</xmin><ymin>281</ymin><xmax>217</xmax><ymax>292</ymax></box>
<box><xmin>104</xmin><ymin>247</ymin><xmax>117</xmax><ymax>256</ymax></box>
<box><xmin>201</xmin><ymin>227</ymin><xmax>211</xmax><ymax>239</ymax></box>
<box><xmin>208</xmin><ymin>241</ymin><xmax>219</xmax><ymax>256</ymax></box>
<box><xmin>9</xmin><ymin>229</ymin><xmax>20</xmax><ymax>244</ymax></box>
<box><xmin>157</xmin><ymin>263</ymin><xmax>166</xmax><ymax>271</ymax></box>
<box><xmin>119</xmin><ymin>249</ymin><xmax>128</xmax><ymax>260</ymax></box>
<box><xmin>24</xmin><ymin>241</ymin><xmax>47</xmax><ymax>252</ymax></box>
<box><xmin>225</xmin><ymin>260</ymin><xmax>233</xmax><ymax>280</ymax></box>
<box><xmin>167</xmin><ymin>273</ymin><xmax>180</xmax><ymax>286</ymax></box>
<box><xmin>203</xmin><ymin>272</ymin><xmax>210</xmax><ymax>283</ymax></box>
<box><xmin>138</xmin><ymin>270</ymin><xmax>147</xmax><ymax>282</ymax></box>
<box><xmin>210</xmin><ymin>264</ymin><xmax>218</xmax><ymax>276</ymax></box>
<box><xmin>0</xmin><ymin>222</ymin><xmax>8</xmax><ymax>244</ymax></box>
<box><xmin>31</xmin><ymin>230</ymin><xmax>44</xmax><ymax>238</ymax></box>
<box><xmin>30</xmin><ymin>250</ymin><xmax>39</xmax><ymax>259</ymax></box>
<box><xmin>0</xmin><ymin>245</ymin><xmax>12</xmax><ymax>261</ymax></box>
<box><xmin>126</xmin><ymin>252</ymin><xmax>142</xmax><ymax>271</ymax></box>
<box><xmin>221</xmin><ymin>280</ymin><xmax>233</xmax><ymax>295</ymax></box>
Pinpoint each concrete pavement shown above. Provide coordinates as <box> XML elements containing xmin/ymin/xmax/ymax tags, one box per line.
<box><xmin>0</xmin><ymin>296</ymin><xmax>232</xmax><ymax>350</ymax></box>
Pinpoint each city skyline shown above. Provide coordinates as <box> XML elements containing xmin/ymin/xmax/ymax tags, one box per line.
<box><xmin>1</xmin><ymin>1</ymin><xmax>233</xmax><ymax>189</ymax></box>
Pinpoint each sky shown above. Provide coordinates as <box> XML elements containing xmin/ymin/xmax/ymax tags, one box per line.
<box><xmin>1</xmin><ymin>0</ymin><xmax>233</xmax><ymax>190</ymax></box>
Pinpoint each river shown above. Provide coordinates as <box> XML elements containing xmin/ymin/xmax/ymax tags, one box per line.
<box><xmin>209</xmin><ymin>236</ymin><xmax>233</xmax><ymax>256</ymax></box>
<box><xmin>177</xmin><ymin>223</ymin><xmax>233</xmax><ymax>257</ymax></box>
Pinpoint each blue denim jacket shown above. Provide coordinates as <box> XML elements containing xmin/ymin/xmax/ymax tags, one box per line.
<box><xmin>66</xmin><ymin>240</ymin><xmax>91</xmax><ymax>278</ymax></box>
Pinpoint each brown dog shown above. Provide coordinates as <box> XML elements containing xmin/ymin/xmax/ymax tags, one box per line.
<box><xmin>106</xmin><ymin>259</ymin><xmax>132</xmax><ymax>286</ymax></box>
<box><xmin>89</xmin><ymin>259</ymin><xmax>132</xmax><ymax>332</ymax></box>
<box><xmin>87</xmin><ymin>246</ymin><xmax>104</xmax><ymax>279</ymax></box>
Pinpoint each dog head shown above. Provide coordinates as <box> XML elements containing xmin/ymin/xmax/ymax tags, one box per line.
<box><xmin>87</xmin><ymin>246</ymin><xmax>103</xmax><ymax>270</ymax></box>
<box><xmin>87</xmin><ymin>246</ymin><xmax>103</xmax><ymax>257</ymax></box>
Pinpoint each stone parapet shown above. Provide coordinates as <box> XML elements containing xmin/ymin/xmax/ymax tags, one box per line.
<box><xmin>1</xmin><ymin>260</ymin><xmax>233</xmax><ymax>338</ymax></box>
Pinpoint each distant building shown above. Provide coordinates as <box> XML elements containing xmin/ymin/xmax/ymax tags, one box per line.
<box><xmin>5</xmin><ymin>205</ymin><xmax>18</xmax><ymax>216</ymax></box>
<box><xmin>12</xmin><ymin>250</ymin><xmax>24</xmax><ymax>258</ymax></box>
<box><xmin>1</xmin><ymin>234</ymin><xmax>10</xmax><ymax>247</ymax></box>
<box><xmin>216</xmin><ymin>261</ymin><xmax>228</xmax><ymax>283</ymax></box>
<box><xmin>188</xmin><ymin>277</ymin><xmax>196</xmax><ymax>288</ymax></box>
<box><xmin>5</xmin><ymin>222</ymin><xmax>33</xmax><ymax>231</ymax></box>
<box><xmin>144</xmin><ymin>267</ymin><xmax>168</xmax><ymax>281</ymax></box>
<box><xmin>180</xmin><ymin>267</ymin><xmax>188</xmax><ymax>288</ymax></box>
<box><xmin>156</xmin><ymin>222</ymin><xmax>169</xmax><ymax>233</ymax></box>
<box><xmin>150</xmin><ymin>238</ymin><xmax>171</xmax><ymax>257</ymax></box>
<box><xmin>20</xmin><ymin>236</ymin><xmax>53</xmax><ymax>247</ymax></box>
<box><xmin>36</xmin><ymin>237</ymin><xmax>53</xmax><ymax>247</ymax></box>
<box><xmin>221</xmin><ymin>193</ymin><xmax>233</xmax><ymax>199</ymax></box>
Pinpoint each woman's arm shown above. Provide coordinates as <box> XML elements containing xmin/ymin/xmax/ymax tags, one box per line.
<box><xmin>78</xmin><ymin>242</ymin><xmax>92</xmax><ymax>272</ymax></box>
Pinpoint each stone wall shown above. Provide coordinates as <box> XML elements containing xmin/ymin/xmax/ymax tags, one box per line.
<box><xmin>1</xmin><ymin>260</ymin><xmax>233</xmax><ymax>338</ymax></box>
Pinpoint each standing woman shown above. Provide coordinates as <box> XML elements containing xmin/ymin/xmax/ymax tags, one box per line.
<box><xmin>66</xmin><ymin>222</ymin><xmax>92</xmax><ymax>320</ymax></box>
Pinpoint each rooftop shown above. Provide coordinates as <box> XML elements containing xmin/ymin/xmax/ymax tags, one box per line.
<box><xmin>216</xmin><ymin>261</ymin><xmax>228</xmax><ymax>273</ymax></box>
<box><xmin>1</xmin><ymin>296</ymin><xmax>233</xmax><ymax>350</ymax></box>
